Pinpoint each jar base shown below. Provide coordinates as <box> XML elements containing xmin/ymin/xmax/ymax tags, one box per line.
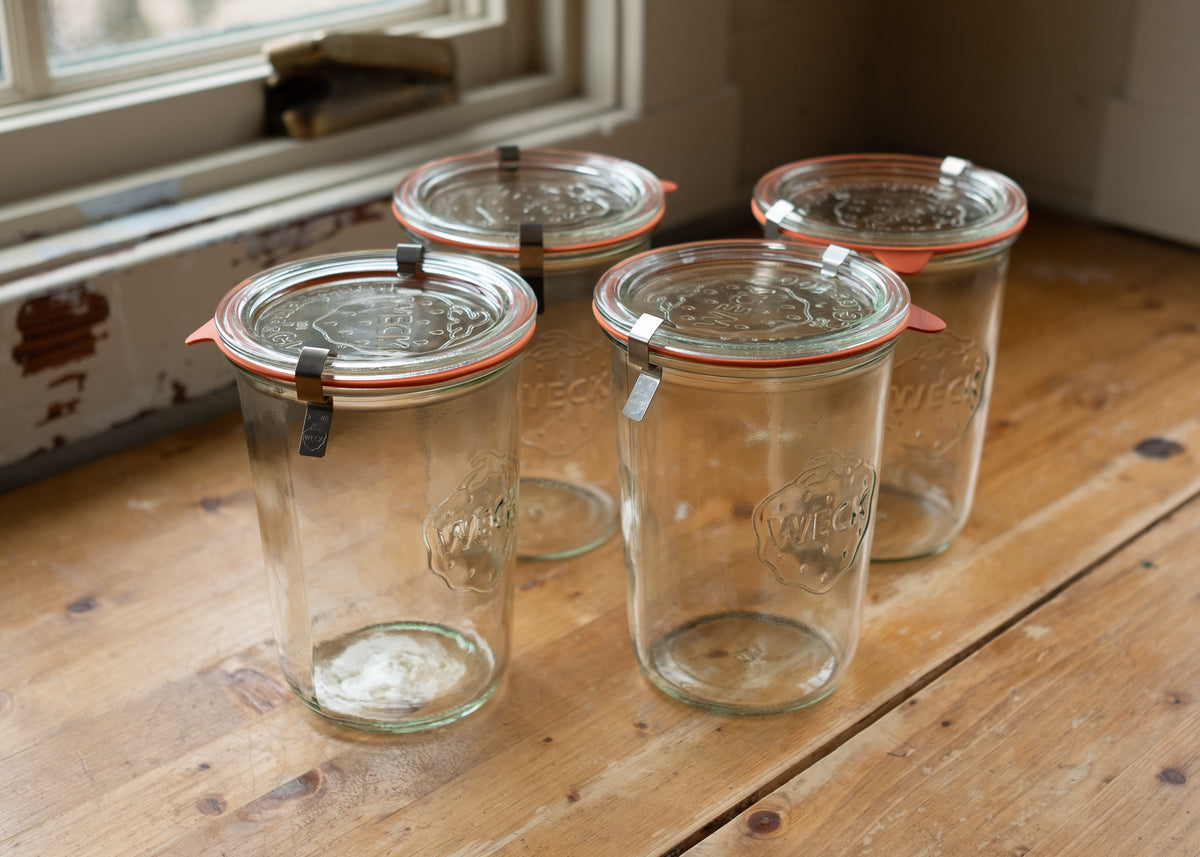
<box><xmin>304</xmin><ymin>621</ymin><xmax>498</xmax><ymax>732</ymax></box>
<box><xmin>871</xmin><ymin>483</ymin><xmax>961</xmax><ymax>562</ymax></box>
<box><xmin>517</xmin><ymin>477</ymin><xmax>617</xmax><ymax>560</ymax></box>
<box><xmin>644</xmin><ymin>611</ymin><xmax>843</xmax><ymax>714</ymax></box>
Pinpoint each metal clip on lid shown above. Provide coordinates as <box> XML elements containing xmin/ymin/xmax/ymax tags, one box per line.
<box><xmin>519</xmin><ymin>222</ymin><xmax>545</xmax><ymax>314</ymax></box>
<box><xmin>763</xmin><ymin>199</ymin><xmax>796</xmax><ymax>239</ymax></box>
<box><xmin>295</xmin><ymin>346</ymin><xmax>336</xmax><ymax>458</ymax></box>
<box><xmin>396</xmin><ymin>243</ymin><xmax>425</xmax><ymax>278</ymax></box>
<box><xmin>498</xmin><ymin>145</ymin><xmax>520</xmax><ymax>172</ymax></box>
<box><xmin>820</xmin><ymin>244</ymin><xmax>854</xmax><ymax>278</ymax></box>
<box><xmin>939</xmin><ymin>155</ymin><xmax>971</xmax><ymax>186</ymax></box>
<box><xmin>621</xmin><ymin>313</ymin><xmax>666</xmax><ymax>422</ymax></box>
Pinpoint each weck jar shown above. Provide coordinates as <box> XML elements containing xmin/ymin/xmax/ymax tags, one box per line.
<box><xmin>393</xmin><ymin>146</ymin><xmax>672</xmax><ymax>560</ymax></box>
<box><xmin>187</xmin><ymin>246</ymin><xmax>537</xmax><ymax>732</ymax></box>
<box><xmin>593</xmin><ymin>240</ymin><xmax>944</xmax><ymax>713</ymax></box>
<box><xmin>753</xmin><ymin>154</ymin><xmax>1027</xmax><ymax>561</ymax></box>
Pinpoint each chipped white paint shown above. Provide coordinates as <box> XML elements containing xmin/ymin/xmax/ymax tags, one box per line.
<box><xmin>0</xmin><ymin>196</ymin><xmax>400</xmax><ymax>470</ymax></box>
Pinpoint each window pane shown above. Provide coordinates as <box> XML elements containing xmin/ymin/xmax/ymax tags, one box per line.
<box><xmin>41</xmin><ymin>0</ymin><xmax>436</xmax><ymax>71</ymax></box>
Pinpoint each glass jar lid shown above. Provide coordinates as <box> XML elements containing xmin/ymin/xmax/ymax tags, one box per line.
<box><xmin>751</xmin><ymin>154</ymin><xmax>1028</xmax><ymax>273</ymax></box>
<box><xmin>187</xmin><ymin>247</ymin><xmax>537</xmax><ymax>389</ymax></box>
<box><xmin>593</xmin><ymin>239</ymin><xmax>941</xmax><ymax>367</ymax></box>
<box><xmin>392</xmin><ymin>146</ymin><xmax>670</xmax><ymax>254</ymax></box>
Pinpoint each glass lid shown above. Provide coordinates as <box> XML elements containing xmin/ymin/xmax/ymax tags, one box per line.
<box><xmin>392</xmin><ymin>147</ymin><xmax>669</xmax><ymax>254</ymax></box>
<box><xmin>751</xmin><ymin>154</ymin><xmax>1027</xmax><ymax>269</ymax></box>
<box><xmin>593</xmin><ymin>239</ymin><xmax>933</xmax><ymax>366</ymax></box>
<box><xmin>190</xmin><ymin>248</ymin><xmax>537</xmax><ymax>388</ymax></box>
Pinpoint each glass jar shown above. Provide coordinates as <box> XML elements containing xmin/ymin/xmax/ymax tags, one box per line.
<box><xmin>593</xmin><ymin>240</ymin><xmax>943</xmax><ymax>713</ymax></box>
<box><xmin>393</xmin><ymin>146</ymin><xmax>672</xmax><ymax>560</ymax></box>
<box><xmin>752</xmin><ymin>154</ymin><xmax>1028</xmax><ymax>561</ymax></box>
<box><xmin>187</xmin><ymin>247</ymin><xmax>537</xmax><ymax>732</ymax></box>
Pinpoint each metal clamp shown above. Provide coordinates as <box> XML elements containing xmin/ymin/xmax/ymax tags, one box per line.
<box><xmin>295</xmin><ymin>346</ymin><xmax>335</xmax><ymax>458</ymax></box>
<box><xmin>396</xmin><ymin>243</ymin><xmax>425</xmax><ymax>278</ymax></box>
<box><xmin>820</xmin><ymin>244</ymin><xmax>854</xmax><ymax>278</ymax></box>
<box><xmin>498</xmin><ymin>145</ymin><xmax>520</xmax><ymax>172</ymax></box>
<box><xmin>763</xmin><ymin>199</ymin><xmax>796</xmax><ymax>239</ymax></box>
<box><xmin>519</xmin><ymin>222</ymin><xmax>546</xmax><ymax>314</ymax></box>
<box><xmin>939</xmin><ymin>155</ymin><xmax>971</xmax><ymax>185</ymax></box>
<box><xmin>621</xmin><ymin>313</ymin><xmax>665</xmax><ymax>422</ymax></box>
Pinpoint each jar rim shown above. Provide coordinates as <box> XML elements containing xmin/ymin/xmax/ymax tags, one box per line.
<box><xmin>189</xmin><ymin>249</ymin><xmax>537</xmax><ymax>389</ymax></box>
<box><xmin>592</xmin><ymin>239</ymin><xmax>930</xmax><ymax>367</ymax></box>
<box><xmin>392</xmin><ymin>147</ymin><xmax>669</xmax><ymax>254</ymax></box>
<box><xmin>751</xmin><ymin>153</ymin><xmax>1028</xmax><ymax>270</ymax></box>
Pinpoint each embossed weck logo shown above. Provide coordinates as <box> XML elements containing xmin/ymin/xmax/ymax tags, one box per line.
<box><xmin>888</xmin><ymin>331</ymin><xmax>988</xmax><ymax>455</ymax></box>
<box><xmin>521</xmin><ymin>329</ymin><xmax>610</xmax><ymax>457</ymax></box>
<box><xmin>424</xmin><ymin>452</ymin><xmax>519</xmax><ymax>592</ymax></box>
<box><xmin>753</xmin><ymin>451</ymin><xmax>876</xmax><ymax>593</ymax></box>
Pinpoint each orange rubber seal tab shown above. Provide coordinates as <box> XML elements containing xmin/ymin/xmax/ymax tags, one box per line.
<box><xmin>187</xmin><ymin>318</ymin><xmax>535</xmax><ymax>390</ymax></box>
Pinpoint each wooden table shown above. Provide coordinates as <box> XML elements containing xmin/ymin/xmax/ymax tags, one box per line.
<box><xmin>4</xmin><ymin>211</ymin><xmax>1200</xmax><ymax>856</ymax></box>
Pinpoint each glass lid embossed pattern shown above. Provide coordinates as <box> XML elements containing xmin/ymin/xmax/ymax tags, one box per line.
<box><xmin>393</xmin><ymin>148</ymin><xmax>666</xmax><ymax>253</ymax></box>
<box><xmin>593</xmin><ymin>240</ymin><xmax>912</xmax><ymax>365</ymax></box>
<box><xmin>213</xmin><ymin>250</ymin><xmax>537</xmax><ymax>387</ymax></box>
<box><xmin>752</xmin><ymin>154</ymin><xmax>1028</xmax><ymax>252</ymax></box>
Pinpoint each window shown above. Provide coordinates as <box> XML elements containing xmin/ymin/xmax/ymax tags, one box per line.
<box><xmin>0</xmin><ymin>0</ymin><xmax>598</xmax><ymax>246</ymax></box>
<box><xmin>21</xmin><ymin>0</ymin><xmax>444</xmax><ymax>92</ymax></box>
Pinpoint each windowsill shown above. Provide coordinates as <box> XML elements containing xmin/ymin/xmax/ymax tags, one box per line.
<box><xmin>0</xmin><ymin>80</ymin><xmax>743</xmax><ymax>487</ymax></box>
<box><xmin>0</xmin><ymin>85</ymin><xmax>612</xmax><ymax>285</ymax></box>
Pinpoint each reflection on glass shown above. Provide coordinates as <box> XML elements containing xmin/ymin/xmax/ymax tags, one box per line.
<box><xmin>40</xmin><ymin>0</ymin><xmax>424</xmax><ymax>69</ymax></box>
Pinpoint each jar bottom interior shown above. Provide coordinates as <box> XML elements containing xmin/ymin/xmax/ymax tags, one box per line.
<box><xmin>644</xmin><ymin>611</ymin><xmax>844</xmax><ymax>714</ymax></box>
<box><xmin>517</xmin><ymin>477</ymin><xmax>617</xmax><ymax>560</ymax></box>
<box><xmin>872</xmin><ymin>483</ymin><xmax>961</xmax><ymax>561</ymax></box>
<box><xmin>300</xmin><ymin>621</ymin><xmax>499</xmax><ymax>732</ymax></box>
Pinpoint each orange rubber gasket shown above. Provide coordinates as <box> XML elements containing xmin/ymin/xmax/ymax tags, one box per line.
<box><xmin>751</xmin><ymin>152</ymin><xmax>1029</xmax><ymax>261</ymax></box>
<box><xmin>187</xmin><ymin>318</ymin><xmax>535</xmax><ymax>390</ymax></box>
<box><xmin>393</xmin><ymin>200</ymin><xmax>666</xmax><ymax>256</ymax></box>
<box><xmin>591</xmin><ymin>303</ymin><xmax>940</xmax><ymax>369</ymax></box>
<box><xmin>751</xmin><ymin>209</ymin><xmax>1030</xmax><ymax>261</ymax></box>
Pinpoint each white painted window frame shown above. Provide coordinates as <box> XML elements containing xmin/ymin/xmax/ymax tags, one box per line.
<box><xmin>0</xmin><ymin>0</ymin><xmax>559</xmax><ymax>235</ymax></box>
<box><xmin>0</xmin><ymin>0</ymin><xmax>456</xmax><ymax>100</ymax></box>
<box><xmin>0</xmin><ymin>0</ymin><xmax>742</xmax><ymax>485</ymax></box>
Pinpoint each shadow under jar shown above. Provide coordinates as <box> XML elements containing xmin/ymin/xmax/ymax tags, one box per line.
<box><xmin>393</xmin><ymin>146</ymin><xmax>672</xmax><ymax>561</ymax></box>
<box><xmin>594</xmin><ymin>240</ymin><xmax>944</xmax><ymax>714</ymax></box>
<box><xmin>187</xmin><ymin>247</ymin><xmax>537</xmax><ymax>732</ymax></box>
<box><xmin>753</xmin><ymin>154</ymin><xmax>1028</xmax><ymax>561</ymax></box>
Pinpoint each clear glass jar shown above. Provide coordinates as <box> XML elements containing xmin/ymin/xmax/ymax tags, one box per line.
<box><xmin>393</xmin><ymin>146</ymin><xmax>671</xmax><ymax>560</ymax></box>
<box><xmin>753</xmin><ymin>154</ymin><xmax>1028</xmax><ymax>561</ymax></box>
<box><xmin>593</xmin><ymin>240</ymin><xmax>943</xmax><ymax>713</ymax></box>
<box><xmin>187</xmin><ymin>248</ymin><xmax>537</xmax><ymax>732</ymax></box>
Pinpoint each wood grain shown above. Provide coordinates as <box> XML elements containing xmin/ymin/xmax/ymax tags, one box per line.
<box><xmin>3</xmin><ymin>212</ymin><xmax>1200</xmax><ymax>856</ymax></box>
<box><xmin>691</xmin><ymin>490</ymin><xmax>1200</xmax><ymax>856</ymax></box>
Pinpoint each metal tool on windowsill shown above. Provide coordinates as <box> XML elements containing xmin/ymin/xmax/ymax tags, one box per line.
<box><xmin>263</xmin><ymin>32</ymin><xmax>457</xmax><ymax>138</ymax></box>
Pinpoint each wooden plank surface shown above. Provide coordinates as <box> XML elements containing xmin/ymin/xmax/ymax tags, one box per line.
<box><xmin>690</xmin><ymin>487</ymin><xmax>1200</xmax><ymax>856</ymax></box>
<box><xmin>3</xmin><ymin>212</ymin><xmax>1200</xmax><ymax>856</ymax></box>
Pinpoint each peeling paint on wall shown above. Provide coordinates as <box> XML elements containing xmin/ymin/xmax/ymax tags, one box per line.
<box><xmin>1</xmin><ymin>194</ymin><xmax>402</xmax><ymax>479</ymax></box>
<box><xmin>11</xmin><ymin>284</ymin><xmax>110</xmax><ymax>375</ymax></box>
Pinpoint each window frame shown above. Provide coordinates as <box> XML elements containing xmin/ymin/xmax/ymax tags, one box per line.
<box><xmin>2</xmin><ymin>0</ymin><xmax>455</xmax><ymax>99</ymax></box>
<box><xmin>0</xmin><ymin>0</ymin><xmax>587</xmax><ymax>239</ymax></box>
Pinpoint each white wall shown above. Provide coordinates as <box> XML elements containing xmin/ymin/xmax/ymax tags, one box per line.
<box><xmin>1095</xmin><ymin>0</ymin><xmax>1200</xmax><ymax>245</ymax></box>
